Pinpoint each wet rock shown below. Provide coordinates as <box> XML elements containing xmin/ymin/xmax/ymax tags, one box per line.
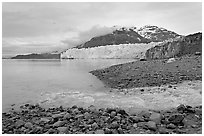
<box><xmin>53</xmin><ymin>121</ymin><xmax>65</xmax><ymax>127</ymax></box>
<box><xmin>57</xmin><ymin>127</ymin><xmax>67</xmax><ymax>134</ymax></box>
<box><xmin>15</xmin><ymin>120</ymin><xmax>25</xmax><ymax>128</ymax></box>
<box><xmin>149</xmin><ymin>112</ymin><xmax>162</xmax><ymax>124</ymax></box>
<box><xmin>166</xmin><ymin>123</ymin><xmax>176</xmax><ymax>129</ymax></box>
<box><xmin>146</xmin><ymin>121</ymin><xmax>157</xmax><ymax>131</ymax></box>
<box><xmin>24</xmin><ymin>122</ymin><xmax>33</xmax><ymax>129</ymax></box>
<box><xmin>168</xmin><ymin>114</ymin><xmax>184</xmax><ymax>125</ymax></box>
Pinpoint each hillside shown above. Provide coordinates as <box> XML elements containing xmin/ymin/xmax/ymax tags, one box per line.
<box><xmin>11</xmin><ymin>53</ymin><xmax>60</xmax><ymax>59</ymax></box>
<box><xmin>145</xmin><ymin>32</ymin><xmax>202</xmax><ymax>59</ymax></box>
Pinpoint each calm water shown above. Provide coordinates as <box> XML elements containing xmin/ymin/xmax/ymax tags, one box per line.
<box><xmin>2</xmin><ymin>59</ymin><xmax>135</xmax><ymax>111</ymax></box>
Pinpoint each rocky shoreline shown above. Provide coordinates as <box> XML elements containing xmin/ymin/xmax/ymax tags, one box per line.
<box><xmin>90</xmin><ymin>55</ymin><xmax>201</xmax><ymax>89</ymax></box>
<box><xmin>2</xmin><ymin>104</ymin><xmax>202</xmax><ymax>134</ymax></box>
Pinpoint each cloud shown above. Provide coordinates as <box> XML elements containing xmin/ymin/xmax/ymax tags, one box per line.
<box><xmin>61</xmin><ymin>25</ymin><xmax>115</xmax><ymax>48</ymax></box>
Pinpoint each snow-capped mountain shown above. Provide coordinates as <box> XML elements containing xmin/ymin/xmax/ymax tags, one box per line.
<box><xmin>135</xmin><ymin>25</ymin><xmax>181</xmax><ymax>42</ymax></box>
<box><xmin>75</xmin><ymin>25</ymin><xmax>180</xmax><ymax>49</ymax></box>
<box><xmin>75</xmin><ymin>27</ymin><xmax>150</xmax><ymax>49</ymax></box>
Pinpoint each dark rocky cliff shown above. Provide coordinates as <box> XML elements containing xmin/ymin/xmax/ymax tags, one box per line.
<box><xmin>145</xmin><ymin>32</ymin><xmax>202</xmax><ymax>59</ymax></box>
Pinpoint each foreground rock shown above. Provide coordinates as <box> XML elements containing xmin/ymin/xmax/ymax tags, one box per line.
<box><xmin>2</xmin><ymin>104</ymin><xmax>202</xmax><ymax>134</ymax></box>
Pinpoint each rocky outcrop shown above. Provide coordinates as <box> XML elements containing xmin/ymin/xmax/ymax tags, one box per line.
<box><xmin>145</xmin><ymin>32</ymin><xmax>202</xmax><ymax>60</ymax></box>
<box><xmin>11</xmin><ymin>53</ymin><xmax>60</xmax><ymax>59</ymax></box>
<box><xmin>61</xmin><ymin>42</ymin><xmax>160</xmax><ymax>59</ymax></box>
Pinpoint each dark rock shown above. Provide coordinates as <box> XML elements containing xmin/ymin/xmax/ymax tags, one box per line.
<box><xmin>140</xmin><ymin>89</ymin><xmax>144</xmax><ymax>92</ymax></box>
<box><xmin>116</xmin><ymin>109</ymin><xmax>128</xmax><ymax>116</ymax></box>
<box><xmin>177</xmin><ymin>104</ymin><xmax>186</xmax><ymax>113</ymax></box>
<box><xmin>140</xmin><ymin>58</ymin><xmax>147</xmax><ymax>61</ymax></box>
<box><xmin>71</xmin><ymin>105</ymin><xmax>78</xmax><ymax>109</ymax></box>
<box><xmin>106</xmin><ymin>107</ymin><xmax>116</xmax><ymax>113</ymax></box>
<box><xmin>168</xmin><ymin>114</ymin><xmax>184</xmax><ymax>125</ymax></box>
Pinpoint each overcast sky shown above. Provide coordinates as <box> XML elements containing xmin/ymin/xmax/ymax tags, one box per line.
<box><xmin>2</xmin><ymin>2</ymin><xmax>202</xmax><ymax>56</ymax></box>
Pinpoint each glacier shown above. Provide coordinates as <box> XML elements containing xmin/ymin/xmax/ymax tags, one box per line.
<box><xmin>61</xmin><ymin>42</ymin><xmax>161</xmax><ymax>59</ymax></box>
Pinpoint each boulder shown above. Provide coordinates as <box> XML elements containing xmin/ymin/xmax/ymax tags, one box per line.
<box><xmin>149</xmin><ymin>112</ymin><xmax>162</xmax><ymax>124</ymax></box>
<box><xmin>146</xmin><ymin>121</ymin><xmax>157</xmax><ymax>131</ymax></box>
<box><xmin>168</xmin><ymin>114</ymin><xmax>184</xmax><ymax>125</ymax></box>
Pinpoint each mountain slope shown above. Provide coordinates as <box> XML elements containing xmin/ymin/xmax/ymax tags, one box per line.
<box><xmin>75</xmin><ymin>29</ymin><xmax>150</xmax><ymax>49</ymax></box>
